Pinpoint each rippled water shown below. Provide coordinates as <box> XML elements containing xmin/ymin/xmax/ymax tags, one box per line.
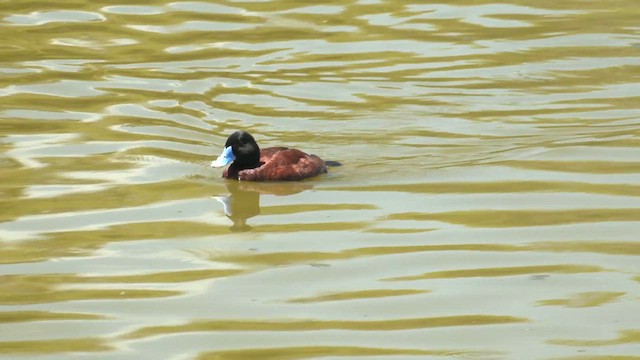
<box><xmin>1</xmin><ymin>1</ymin><xmax>640</xmax><ymax>359</ymax></box>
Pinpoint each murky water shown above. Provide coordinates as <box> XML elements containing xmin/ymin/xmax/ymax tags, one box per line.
<box><xmin>1</xmin><ymin>0</ymin><xmax>639</xmax><ymax>359</ymax></box>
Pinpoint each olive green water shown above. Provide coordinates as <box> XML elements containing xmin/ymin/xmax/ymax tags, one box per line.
<box><xmin>1</xmin><ymin>1</ymin><xmax>640</xmax><ymax>359</ymax></box>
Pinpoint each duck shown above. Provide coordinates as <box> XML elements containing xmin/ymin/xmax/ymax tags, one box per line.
<box><xmin>211</xmin><ymin>130</ymin><xmax>340</xmax><ymax>181</ymax></box>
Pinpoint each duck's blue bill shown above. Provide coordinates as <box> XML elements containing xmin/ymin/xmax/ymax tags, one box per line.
<box><xmin>211</xmin><ymin>146</ymin><xmax>235</xmax><ymax>167</ymax></box>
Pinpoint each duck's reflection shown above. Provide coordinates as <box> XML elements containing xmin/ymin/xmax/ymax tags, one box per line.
<box><xmin>214</xmin><ymin>181</ymin><xmax>313</xmax><ymax>232</ymax></box>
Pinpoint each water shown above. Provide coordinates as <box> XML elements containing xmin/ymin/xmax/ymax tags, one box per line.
<box><xmin>1</xmin><ymin>1</ymin><xmax>639</xmax><ymax>359</ymax></box>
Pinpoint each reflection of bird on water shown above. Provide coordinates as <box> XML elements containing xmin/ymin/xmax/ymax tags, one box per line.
<box><xmin>214</xmin><ymin>182</ymin><xmax>260</xmax><ymax>232</ymax></box>
<box><xmin>211</xmin><ymin>130</ymin><xmax>341</xmax><ymax>181</ymax></box>
<box><xmin>214</xmin><ymin>181</ymin><xmax>313</xmax><ymax>232</ymax></box>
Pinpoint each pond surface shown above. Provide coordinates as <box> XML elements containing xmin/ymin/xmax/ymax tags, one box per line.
<box><xmin>1</xmin><ymin>1</ymin><xmax>639</xmax><ymax>359</ymax></box>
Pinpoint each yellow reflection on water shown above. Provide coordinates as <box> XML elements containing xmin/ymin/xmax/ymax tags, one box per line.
<box><xmin>287</xmin><ymin>289</ymin><xmax>429</xmax><ymax>303</ymax></box>
<box><xmin>195</xmin><ymin>346</ymin><xmax>493</xmax><ymax>360</ymax></box>
<box><xmin>387</xmin><ymin>264</ymin><xmax>605</xmax><ymax>281</ymax></box>
<box><xmin>0</xmin><ymin>0</ymin><xmax>639</xmax><ymax>358</ymax></box>
<box><xmin>537</xmin><ymin>291</ymin><xmax>625</xmax><ymax>308</ymax></box>
<box><xmin>0</xmin><ymin>338</ymin><xmax>111</xmax><ymax>355</ymax></box>
<box><xmin>124</xmin><ymin>315</ymin><xmax>527</xmax><ymax>339</ymax></box>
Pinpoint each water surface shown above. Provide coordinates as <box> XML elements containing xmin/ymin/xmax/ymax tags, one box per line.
<box><xmin>1</xmin><ymin>0</ymin><xmax>640</xmax><ymax>359</ymax></box>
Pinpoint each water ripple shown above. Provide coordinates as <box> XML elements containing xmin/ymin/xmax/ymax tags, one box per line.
<box><xmin>0</xmin><ymin>0</ymin><xmax>639</xmax><ymax>359</ymax></box>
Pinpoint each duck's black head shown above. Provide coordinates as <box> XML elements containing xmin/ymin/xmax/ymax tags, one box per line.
<box><xmin>211</xmin><ymin>131</ymin><xmax>261</xmax><ymax>170</ymax></box>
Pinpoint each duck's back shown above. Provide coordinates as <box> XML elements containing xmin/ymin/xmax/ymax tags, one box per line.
<box><xmin>239</xmin><ymin>147</ymin><xmax>327</xmax><ymax>181</ymax></box>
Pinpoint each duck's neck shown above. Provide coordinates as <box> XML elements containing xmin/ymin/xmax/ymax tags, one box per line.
<box><xmin>227</xmin><ymin>160</ymin><xmax>261</xmax><ymax>179</ymax></box>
